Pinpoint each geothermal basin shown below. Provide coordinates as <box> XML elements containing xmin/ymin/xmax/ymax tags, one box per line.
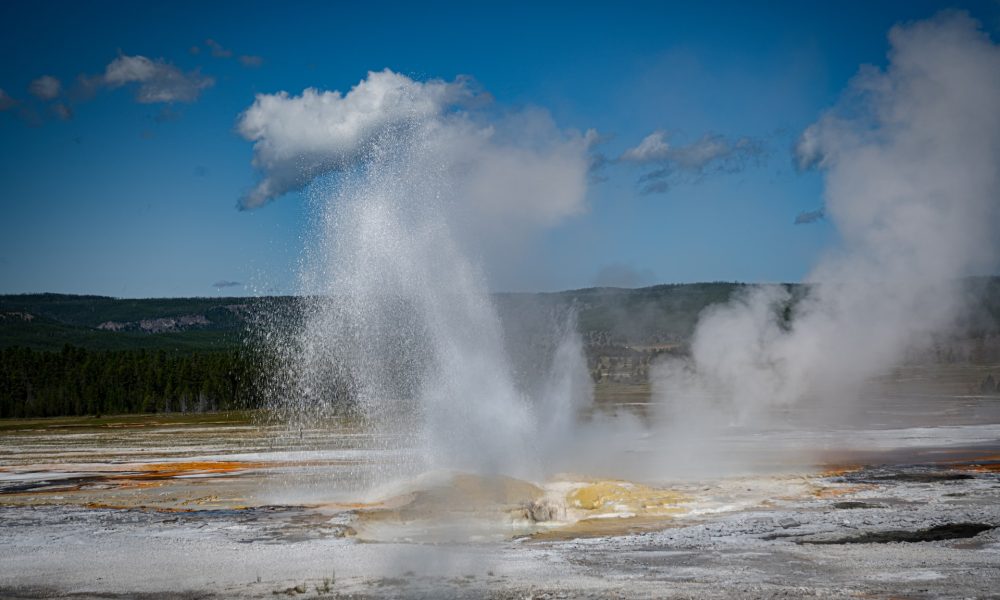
<box><xmin>2</xmin><ymin>386</ymin><xmax>1000</xmax><ymax>599</ymax></box>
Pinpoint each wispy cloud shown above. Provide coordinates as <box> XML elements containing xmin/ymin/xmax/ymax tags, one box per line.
<box><xmin>196</xmin><ymin>38</ymin><xmax>262</xmax><ymax>68</ymax></box>
<box><xmin>205</xmin><ymin>39</ymin><xmax>233</xmax><ymax>59</ymax></box>
<box><xmin>28</xmin><ymin>75</ymin><xmax>61</xmax><ymax>100</ymax></box>
<box><xmin>212</xmin><ymin>280</ymin><xmax>242</xmax><ymax>289</ymax></box>
<box><xmin>104</xmin><ymin>54</ymin><xmax>214</xmax><ymax>103</ymax></box>
<box><xmin>794</xmin><ymin>208</ymin><xmax>824</xmax><ymax>224</ymax></box>
<box><xmin>51</xmin><ymin>103</ymin><xmax>72</xmax><ymax>121</ymax></box>
<box><xmin>68</xmin><ymin>74</ymin><xmax>102</xmax><ymax>103</ymax></box>
<box><xmin>582</xmin><ymin>128</ymin><xmax>613</xmax><ymax>183</ymax></box>
<box><xmin>0</xmin><ymin>88</ymin><xmax>16</xmax><ymax>111</ymax></box>
<box><xmin>7</xmin><ymin>53</ymin><xmax>213</xmax><ymax>126</ymax></box>
<box><xmin>239</xmin><ymin>55</ymin><xmax>263</xmax><ymax>68</ymax></box>
<box><xmin>620</xmin><ymin>130</ymin><xmax>670</xmax><ymax>162</ymax></box>
<box><xmin>151</xmin><ymin>106</ymin><xmax>181</xmax><ymax>123</ymax></box>
<box><xmin>620</xmin><ymin>131</ymin><xmax>765</xmax><ymax>194</ymax></box>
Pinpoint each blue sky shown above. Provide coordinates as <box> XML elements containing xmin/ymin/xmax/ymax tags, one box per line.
<box><xmin>1</xmin><ymin>0</ymin><xmax>997</xmax><ymax>297</ymax></box>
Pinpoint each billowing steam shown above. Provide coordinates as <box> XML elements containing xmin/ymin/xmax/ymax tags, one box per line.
<box><xmin>654</xmin><ymin>12</ymin><xmax>1000</xmax><ymax>429</ymax></box>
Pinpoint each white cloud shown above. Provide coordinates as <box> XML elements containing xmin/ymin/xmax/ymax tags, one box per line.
<box><xmin>621</xmin><ymin>130</ymin><xmax>671</xmax><ymax>162</ymax></box>
<box><xmin>239</xmin><ymin>55</ymin><xmax>263</xmax><ymax>68</ymax></box>
<box><xmin>205</xmin><ymin>39</ymin><xmax>233</xmax><ymax>58</ymax></box>
<box><xmin>237</xmin><ymin>68</ymin><xmax>592</xmax><ymax>246</ymax></box>
<box><xmin>621</xmin><ymin>131</ymin><xmax>764</xmax><ymax>194</ymax></box>
<box><xmin>0</xmin><ymin>88</ymin><xmax>15</xmax><ymax>111</ymax></box>
<box><xmin>674</xmin><ymin>135</ymin><xmax>746</xmax><ymax>169</ymax></box>
<box><xmin>201</xmin><ymin>38</ymin><xmax>262</xmax><ymax>67</ymax></box>
<box><xmin>51</xmin><ymin>103</ymin><xmax>72</xmax><ymax>121</ymax></box>
<box><xmin>104</xmin><ymin>54</ymin><xmax>213</xmax><ymax>103</ymax></box>
<box><xmin>237</xmin><ymin>69</ymin><xmax>471</xmax><ymax>208</ymax></box>
<box><xmin>28</xmin><ymin>75</ymin><xmax>61</xmax><ymax>100</ymax></box>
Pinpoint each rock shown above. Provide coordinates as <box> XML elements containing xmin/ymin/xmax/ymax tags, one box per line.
<box><xmin>525</xmin><ymin>499</ymin><xmax>561</xmax><ymax>522</ymax></box>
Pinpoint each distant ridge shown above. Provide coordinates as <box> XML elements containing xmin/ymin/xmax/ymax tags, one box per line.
<box><xmin>3</xmin><ymin>278</ymin><xmax>999</xmax><ymax>353</ymax></box>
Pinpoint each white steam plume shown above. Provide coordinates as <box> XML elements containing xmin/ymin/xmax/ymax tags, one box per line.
<box><xmin>655</xmin><ymin>12</ymin><xmax>1000</xmax><ymax>429</ymax></box>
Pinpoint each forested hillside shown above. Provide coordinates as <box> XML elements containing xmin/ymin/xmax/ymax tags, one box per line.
<box><xmin>0</xmin><ymin>346</ymin><xmax>263</xmax><ymax>418</ymax></box>
<box><xmin>2</xmin><ymin>278</ymin><xmax>999</xmax><ymax>418</ymax></box>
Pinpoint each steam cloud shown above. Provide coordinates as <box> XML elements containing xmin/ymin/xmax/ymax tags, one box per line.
<box><xmin>654</xmin><ymin>12</ymin><xmax>1000</xmax><ymax>428</ymax></box>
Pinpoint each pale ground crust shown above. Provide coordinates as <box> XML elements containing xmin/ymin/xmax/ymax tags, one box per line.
<box><xmin>1</xmin><ymin>411</ymin><xmax>999</xmax><ymax>599</ymax></box>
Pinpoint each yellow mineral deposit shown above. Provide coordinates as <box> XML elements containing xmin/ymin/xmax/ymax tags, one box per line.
<box><xmin>565</xmin><ymin>480</ymin><xmax>687</xmax><ymax>515</ymax></box>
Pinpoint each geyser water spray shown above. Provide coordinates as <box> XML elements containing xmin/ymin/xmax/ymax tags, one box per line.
<box><xmin>247</xmin><ymin>75</ymin><xmax>595</xmax><ymax>488</ymax></box>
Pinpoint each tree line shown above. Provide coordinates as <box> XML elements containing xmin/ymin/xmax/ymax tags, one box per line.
<box><xmin>0</xmin><ymin>345</ymin><xmax>266</xmax><ymax>418</ymax></box>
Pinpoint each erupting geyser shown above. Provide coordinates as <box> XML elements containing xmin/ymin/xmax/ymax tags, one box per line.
<box><xmin>240</xmin><ymin>70</ymin><xmax>595</xmax><ymax>486</ymax></box>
